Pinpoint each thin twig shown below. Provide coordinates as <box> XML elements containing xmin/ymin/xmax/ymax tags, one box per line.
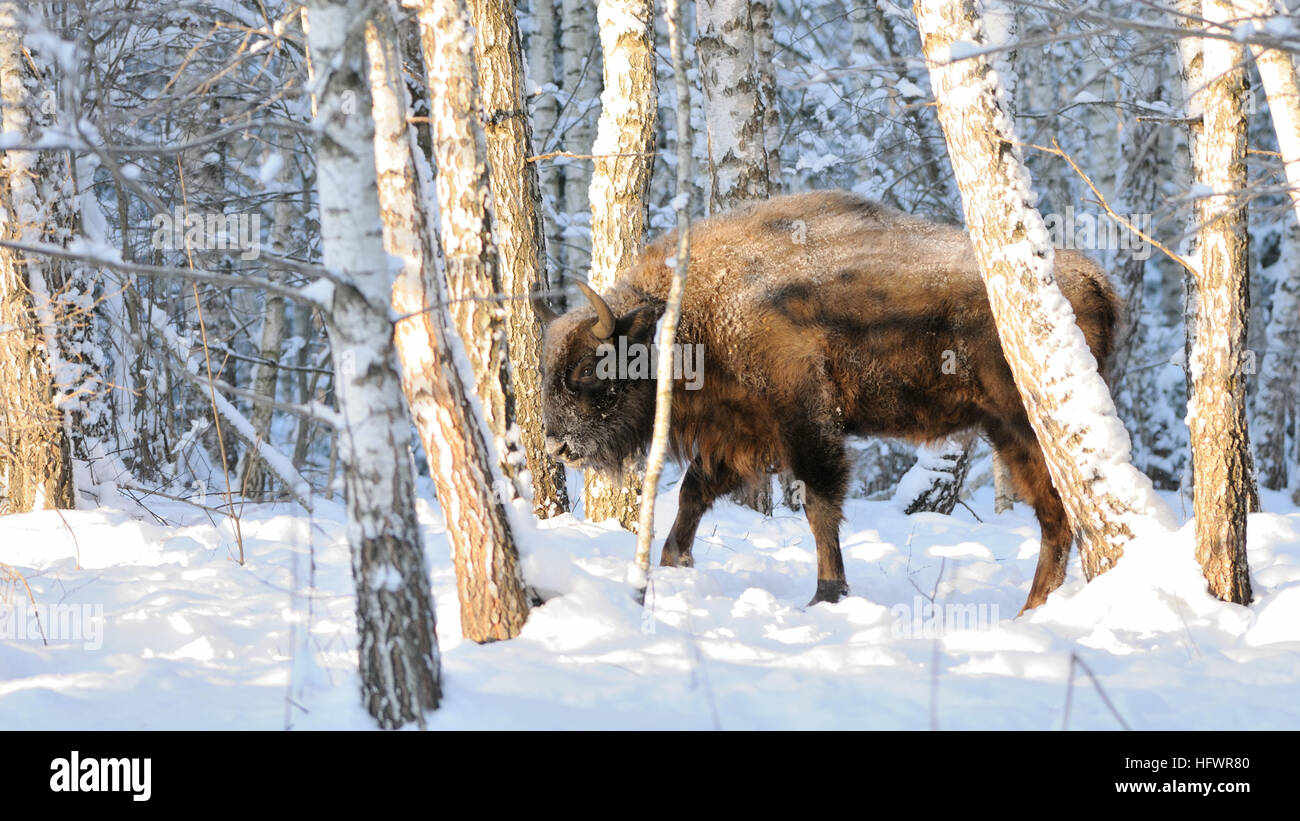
<box><xmin>0</xmin><ymin>562</ymin><xmax>47</xmax><ymax>646</ymax></box>
<box><xmin>526</xmin><ymin>149</ymin><xmax>658</xmax><ymax>163</ymax></box>
<box><xmin>1018</xmin><ymin>138</ymin><xmax>1197</xmax><ymax>276</ymax></box>
<box><xmin>1061</xmin><ymin>651</ymin><xmax>1132</xmax><ymax>730</ymax></box>
<box><xmin>179</xmin><ymin>159</ymin><xmax>245</xmax><ymax>565</ymax></box>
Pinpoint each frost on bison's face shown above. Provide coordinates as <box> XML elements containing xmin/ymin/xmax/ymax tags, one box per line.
<box><xmin>534</xmin><ymin>281</ymin><xmax>663</xmax><ymax>475</ymax></box>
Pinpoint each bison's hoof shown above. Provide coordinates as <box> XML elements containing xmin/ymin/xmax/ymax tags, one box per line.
<box><xmin>659</xmin><ymin>550</ymin><xmax>694</xmax><ymax>568</ymax></box>
<box><xmin>807</xmin><ymin>579</ymin><xmax>850</xmax><ymax>607</ymax></box>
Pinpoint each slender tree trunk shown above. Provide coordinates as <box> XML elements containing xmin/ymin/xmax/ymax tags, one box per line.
<box><xmin>1236</xmin><ymin>0</ymin><xmax>1300</xmax><ymax>493</ymax></box>
<box><xmin>1235</xmin><ymin>0</ymin><xmax>1300</xmax><ymax>231</ymax></box>
<box><xmin>1175</xmin><ymin>0</ymin><xmax>1204</xmax><ymax>457</ymax></box>
<box><xmin>467</xmin><ymin>0</ymin><xmax>571</xmax><ymax>518</ymax></box>
<box><xmin>527</xmin><ymin>0</ymin><xmax>562</xmax><ymax>275</ymax></box>
<box><xmin>559</xmin><ymin>0</ymin><xmax>600</xmax><ymax>274</ymax></box>
<box><xmin>239</xmin><ymin>162</ymin><xmax>293</xmax><ymax>496</ymax></box>
<box><xmin>402</xmin><ymin>0</ymin><xmax>531</xmax><ymax>640</ymax></box>
<box><xmin>0</xmin><ymin>4</ymin><xmax>74</xmax><ymax>512</ymax></box>
<box><xmin>751</xmin><ymin>0</ymin><xmax>780</xmax><ymax>191</ymax></box>
<box><xmin>1111</xmin><ymin>84</ymin><xmax>1162</xmax><ymax>434</ymax></box>
<box><xmin>914</xmin><ymin>0</ymin><xmax>1174</xmax><ymax>582</ymax></box>
<box><xmin>634</xmin><ymin>0</ymin><xmax>692</xmax><ymax>596</ymax></box>
<box><xmin>583</xmin><ymin>0</ymin><xmax>658</xmax><ymax>530</ymax></box>
<box><xmin>303</xmin><ymin>0</ymin><xmax>441</xmax><ymax>727</ymax></box>
<box><xmin>1185</xmin><ymin>0</ymin><xmax>1253</xmax><ymax>603</ymax></box>
<box><xmin>1255</xmin><ymin>223</ymin><xmax>1298</xmax><ymax>491</ymax></box>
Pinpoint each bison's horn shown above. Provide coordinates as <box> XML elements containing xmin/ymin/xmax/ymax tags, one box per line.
<box><xmin>530</xmin><ymin>284</ymin><xmax>559</xmax><ymax>325</ymax></box>
<box><xmin>575</xmin><ymin>281</ymin><xmax>615</xmax><ymax>340</ymax></box>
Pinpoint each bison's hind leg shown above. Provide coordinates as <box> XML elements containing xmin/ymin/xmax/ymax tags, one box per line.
<box><xmin>780</xmin><ymin>413</ymin><xmax>851</xmax><ymax>606</ymax></box>
<box><xmin>984</xmin><ymin>418</ymin><xmax>1072</xmax><ymax>616</ymax></box>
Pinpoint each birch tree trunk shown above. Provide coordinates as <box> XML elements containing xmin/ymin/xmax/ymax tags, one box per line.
<box><xmin>0</xmin><ymin>5</ymin><xmax>74</xmax><ymax>513</ymax></box>
<box><xmin>696</xmin><ymin>0</ymin><xmax>773</xmax><ymax>513</ymax></box>
<box><xmin>1175</xmin><ymin>0</ymin><xmax>1204</xmax><ymax>439</ymax></box>
<box><xmin>634</xmin><ymin>0</ymin><xmax>691</xmax><ymax>597</ymax></box>
<box><xmin>409</xmin><ymin>0</ymin><xmax>521</xmax><ymax>492</ymax></box>
<box><xmin>527</xmin><ymin>0</ymin><xmax>562</xmax><ymax>274</ymax></box>
<box><xmin>467</xmin><ymin>0</ymin><xmax>571</xmax><ymax>519</ymax></box>
<box><xmin>751</xmin><ymin>0</ymin><xmax>780</xmax><ymax>191</ymax></box>
<box><xmin>1234</xmin><ymin>0</ymin><xmax>1300</xmax><ymax>232</ymax></box>
<box><xmin>238</xmin><ymin>161</ymin><xmax>293</xmax><ymax>496</ymax></box>
<box><xmin>402</xmin><ymin>0</ymin><xmax>531</xmax><ymax>641</ymax></box>
<box><xmin>696</xmin><ymin>0</ymin><xmax>769</xmax><ymax>211</ymax></box>
<box><xmin>1185</xmin><ymin>0</ymin><xmax>1253</xmax><ymax>603</ymax></box>
<box><xmin>1110</xmin><ymin>81</ymin><xmax>1163</xmax><ymax>434</ymax></box>
<box><xmin>559</xmin><ymin>0</ymin><xmax>600</xmax><ymax>272</ymax></box>
<box><xmin>1236</xmin><ymin>0</ymin><xmax>1300</xmax><ymax>493</ymax></box>
<box><xmin>1255</xmin><ymin>223</ymin><xmax>1298</xmax><ymax>491</ymax></box>
<box><xmin>303</xmin><ymin>0</ymin><xmax>441</xmax><ymax>727</ymax></box>
<box><xmin>914</xmin><ymin>0</ymin><xmax>1174</xmax><ymax>582</ymax></box>
<box><xmin>584</xmin><ymin>0</ymin><xmax>658</xmax><ymax>530</ymax></box>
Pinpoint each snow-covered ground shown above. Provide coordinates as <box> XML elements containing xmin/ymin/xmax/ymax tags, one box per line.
<box><xmin>2</xmin><ymin>469</ymin><xmax>1299</xmax><ymax>730</ymax></box>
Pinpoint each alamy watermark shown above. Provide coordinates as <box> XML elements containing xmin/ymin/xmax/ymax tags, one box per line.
<box><xmin>595</xmin><ymin>337</ymin><xmax>705</xmax><ymax>390</ymax></box>
<box><xmin>1</xmin><ymin>603</ymin><xmax>104</xmax><ymax>650</ymax></box>
<box><xmin>890</xmin><ymin>596</ymin><xmax>999</xmax><ymax>638</ymax></box>
<box><xmin>151</xmin><ymin>207</ymin><xmax>262</xmax><ymax>260</ymax></box>
<box><xmin>1043</xmin><ymin>207</ymin><xmax>1151</xmax><ymax>260</ymax></box>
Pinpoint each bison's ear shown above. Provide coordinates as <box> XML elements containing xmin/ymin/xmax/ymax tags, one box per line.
<box><xmin>615</xmin><ymin>305</ymin><xmax>661</xmax><ymax>344</ymax></box>
<box><xmin>530</xmin><ymin>284</ymin><xmax>560</xmax><ymax>326</ymax></box>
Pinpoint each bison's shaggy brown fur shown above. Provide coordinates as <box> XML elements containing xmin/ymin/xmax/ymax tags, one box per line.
<box><xmin>537</xmin><ymin>189</ymin><xmax>1119</xmax><ymax>612</ymax></box>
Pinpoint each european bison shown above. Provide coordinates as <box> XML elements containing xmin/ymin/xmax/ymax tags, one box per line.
<box><xmin>533</xmin><ymin>190</ymin><xmax>1118</xmax><ymax>613</ymax></box>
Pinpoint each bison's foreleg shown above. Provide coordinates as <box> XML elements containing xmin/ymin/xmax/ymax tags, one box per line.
<box><xmin>660</xmin><ymin>459</ymin><xmax>741</xmax><ymax>568</ymax></box>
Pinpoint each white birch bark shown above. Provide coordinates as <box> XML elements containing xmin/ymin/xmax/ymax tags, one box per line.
<box><xmin>1235</xmin><ymin>0</ymin><xmax>1300</xmax><ymax>229</ymax></box>
<box><xmin>584</xmin><ymin>0</ymin><xmax>658</xmax><ymax>530</ymax></box>
<box><xmin>696</xmin><ymin>0</ymin><xmax>769</xmax><ymax>212</ymax></box>
<box><xmin>559</xmin><ymin>0</ymin><xmax>600</xmax><ymax>271</ymax></box>
<box><xmin>914</xmin><ymin>0</ymin><xmax>1175</xmax><ymax>581</ymax></box>
<box><xmin>1186</xmin><ymin>0</ymin><xmax>1254</xmax><ymax>603</ymax></box>
<box><xmin>303</xmin><ymin>0</ymin><xmax>441</xmax><ymax>727</ymax></box>
<box><xmin>527</xmin><ymin>0</ymin><xmax>562</xmax><ymax>273</ymax></box>
<box><xmin>1176</xmin><ymin>0</ymin><xmax>1205</xmax><ymax>410</ymax></box>
<box><xmin>751</xmin><ymin>0</ymin><xmax>780</xmax><ymax>190</ymax></box>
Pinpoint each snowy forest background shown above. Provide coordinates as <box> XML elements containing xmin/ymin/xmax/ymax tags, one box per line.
<box><xmin>2</xmin><ymin>0</ymin><xmax>1300</xmax><ymax>730</ymax></box>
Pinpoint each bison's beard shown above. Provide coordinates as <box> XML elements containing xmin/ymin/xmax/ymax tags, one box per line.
<box><xmin>549</xmin><ymin>386</ymin><xmax>656</xmax><ymax>477</ymax></box>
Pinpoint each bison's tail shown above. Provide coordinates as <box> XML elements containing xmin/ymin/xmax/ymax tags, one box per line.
<box><xmin>1085</xmin><ymin>267</ymin><xmax>1123</xmax><ymax>382</ymax></box>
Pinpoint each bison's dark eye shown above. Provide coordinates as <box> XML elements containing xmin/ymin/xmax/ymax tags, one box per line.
<box><xmin>566</xmin><ymin>356</ymin><xmax>600</xmax><ymax>393</ymax></box>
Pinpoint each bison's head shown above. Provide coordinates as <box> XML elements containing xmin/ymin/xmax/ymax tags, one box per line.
<box><xmin>534</xmin><ymin>282</ymin><xmax>662</xmax><ymax>475</ymax></box>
